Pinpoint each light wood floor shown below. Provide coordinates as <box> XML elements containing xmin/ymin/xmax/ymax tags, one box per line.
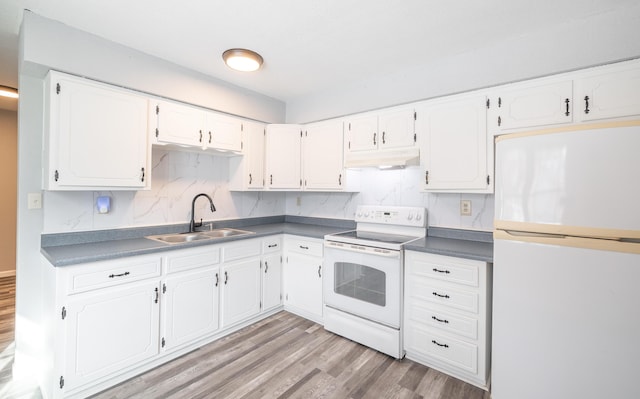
<box><xmin>0</xmin><ymin>276</ymin><xmax>490</xmax><ymax>399</ymax></box>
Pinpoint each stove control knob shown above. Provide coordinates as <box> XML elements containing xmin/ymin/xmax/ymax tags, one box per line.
<box><xmin>364</xmin><ymin>211</ymin><xmax>370</xmax><ymax>218</ymax></box>
<box><xmin>416</xmin><ymin>213</ymin><xmax>422</xmax><ymax>221</ymax></box>
<box><xmin>356</xmin><ymin>211</ymin><xmax>362</xmax><ymax>218</ymax></box>
<box><xmin>407</xmin><ymin>213</ymin><xmax>414</xmax><ymax>220</ymax></box>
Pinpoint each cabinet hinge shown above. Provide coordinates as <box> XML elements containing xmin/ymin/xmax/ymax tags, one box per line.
<box><xmin>425</xmin><ymin>170</ymin><xmax>429</xmax><ymax>185</ymax></box>
<box><xmin>56</xmin><ymin>83</ymin><xmax>61</xmax><ymax>95</ymax></box>
<box><xmin>486</xmin><ymin>98</ymin><xmax>490</xmax><ymax>109</ymax></box>
<box><xmin>162</xmin><ymin>283</ymin><xmax>166</xmax><ymax>294</ymax></box>
<box><xmin>59</xmin><ymin>375</ymin><xmax>64</xmax><ymax>389</ymax></box>
<box><xmin>141</xmin><ymin>167</ymin><xmax>145</xmax><ymax>183</ymax></box>
<box><xmin>487</xmin><ymin>175</ymin><xmax>491</xmax><ymax>185</ymax></box>
<box><xmin>241</xmin><ymin>141</ymin><xmax>244</xmax><ymax>150</ymax></box>
<box><xmin>414</xmin><ymin>111</ymin><xmax>417</xmax><ymax>120</ymax></box>
<box><xmin>497</xmin><ymin>116</ymin><xmax>502</xmax><ymax>127</ymax></box>
<box><xmin>413</xmin><ymin>133</ymin><xmax>417</xmax><ymax>143</ymax></box>
<box><xmin>241</xmin><ymin>123</ymin><xmax>244</xmax><ymax>132</ymax></box>
<box><xmin>348</xmin><ymin>122</ymin><xmax>351</xmax><ymax>131</ymax></box>
<box><xmin>156</xmin><ymin>105</ymin><xmax>159</xmax><ymax>115</ymax></box>
<box><xmin>280</xmin><ymin>255</ymin><xmax>282</xmax><ymax>263</ymax></box>
<box><xmin>498</xmin><ymin>97</ymin><xmax>502</xmax><ymax>107</ymax></box>
<box><xmin>286</xmin><ymin>293</ymin><xmax>289</xmax><ymax>301</ymax></box>
<box><xmin>161</xmin><ymin>337</ymin><xmax>166</xmax><ymax>348</ymax></box>
<box><xmin>263</xmin><ymin>129</ymin><xmax>266</xmax><ymax>136</ymax></box>
<box><xmin>348</xmin><ymin>141</ymin><xmax>351</xmax><ymax>149</ymax></box>
<box><xmin>300</xmin><ymin>130</ymin><xmax>303</xmax><ymax>138</ymax></box>
<box><xmin>54</xmin><ymin>170</ymin><xmax>59</xmax><ymax>182</ymax></box>
<box><xmin>155</xmin><ymin>128</ymin><xmax>159</xmax><ymax>138</ymax></box>
<box><xmin>61</xmin><ymin>306</ymin><xmax>66</xmax><ymax>320</ymax></box>
<box><xmin>260</xmin><ymin>301</ymin><xmax>262</xmax><ymax>310</ymax></box>
<box><xmin>280</xmin><ymin>293</ymin><xmax>283</xmax><ymax>301</ymax></box>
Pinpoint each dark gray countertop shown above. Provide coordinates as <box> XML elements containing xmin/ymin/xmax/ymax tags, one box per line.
<box><xmin>41</xmin><ymin>216</ymin><xmax>493</xmax><ymax>267</ymax></box>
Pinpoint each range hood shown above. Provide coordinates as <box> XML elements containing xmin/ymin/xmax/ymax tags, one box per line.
<box><xmin>344</xmin><ymin>147</ymin><xmax>420</xmax><ymax>168</ymax></box>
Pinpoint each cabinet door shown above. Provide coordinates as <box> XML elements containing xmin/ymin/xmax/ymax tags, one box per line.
<box><xmin>284</xmin><ymin>252</ymin><xmax>323</xmax><ymax>321</ymax></box>
<box><xmin>303</xmin><ymin>120</ymin><xmax>344</xmax><ymax>190</ymax></box>
<box><xmin>265</xmin><ymin>124</ymin><xmax>302</xmax><ymax>189</ymax></box>
<box><xmin>346</xmin><ymin>114</ymin><xmax>378</xmax><ymax>152</ymax></box>
<box><xmin>421</xmin><ymin>96</ymin><xmax>490</xmax><ymax>191</ymax></box>
<box><xmin>378</xmin><ymin>107</ymin><xmax>416</xmax><ymax>149</ymax></box>
<box><xmin>153</xmin><ymin>100</ymin><xmax>204</xmax><ymax>147</ymax></box>
<box><xmin>245</xmin><ymin>121</ymin><xmax>266</xmax><ymax>189</ymax></box>
<box><xmin>46</xmin><ymin>72</ymin><xmax>149</xmax><ymax>189</ymax></box>
<box><xmin>161</xmin><ymin>267</ymin><xmax>220</xmax><ymax>351</ymax></box>
<box><xmin>262</xmin><ymin>253</ymin><xmax>283</xmax><ymax>311</ymax></box>
<box><xmin>577</xmin><ymin>67</ymin><xmax>640</xmax><ymax>122</ymax></box>
<box><xmin>493</xmin><ymin>80</ymin><xmax>573</xmax><ymax>131</ymax></box>
<box><xmin>220</xmin><ymin>258</ymin><xmax>261</xmax><ymax>328</ymax></box>
<box><xmin>62</xmin><ymin>280</ymin><xmax>160</xmax><ymax>391</ymax></box>
<box><xmin>205</xmin><ymin>112</ymin><xmax>243</xmax><ymax>152</ymax></box>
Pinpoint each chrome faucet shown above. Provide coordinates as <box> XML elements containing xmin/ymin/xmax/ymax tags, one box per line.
<box><xmin>190</xmin><ymin>193</ymin><xmax>216</xmax><ymax>232</ymax></box>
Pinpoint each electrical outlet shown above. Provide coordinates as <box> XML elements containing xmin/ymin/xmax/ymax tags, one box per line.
<box><xmin>460</xmin><ymin>200</ymin><xmax>472</xmax><ymax>216</ymax></box>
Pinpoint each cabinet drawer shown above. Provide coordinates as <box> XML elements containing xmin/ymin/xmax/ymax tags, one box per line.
<box><xmin>164</xmin><ymin>245</ymin><xmax>220</xmax><ymax>274</ymax></box>
<box><xmin>407</xmin><ymin>252</ymin><xmax>480</xmax><ymax>287</ymax></box>
<box><xmin>407</xmin><ymin>325</ymin><xmax>478</xmax><ymax>375</ymax></box>
<box><xmin>222</xmin><ymin>238</ymin><xmax>261</xmax><ymax>262</ymax></box>
<box><xmin>286</xmin><ymin>237</ymin><xmax>323</xmax><ymax>257</ymax></box>
<box><xmin>407</xmin><ymin>302</ymin><xmax>478</xmax><ymax>340</ymax></box>
<box><xmin>262</xmin><ymin>236</ymin><xmax>282</xmax><ymax>254</ymax></box>
<box><xmin>65</xmin><ymin>255</ymin><xmax>161</xmax><ymax>294</ymax></box>
<box><xmin>409</xmin><ymin>279</ymin><xmax>479</xmax><ymax>314</ymax></box>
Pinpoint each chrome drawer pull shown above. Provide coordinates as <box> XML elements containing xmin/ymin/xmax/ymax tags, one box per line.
<box><xmin>432</xmin><ymin>291</ymin><xmax>450</xmax><ymax>299</ymax></box>
<box><xmin>431</xmin><ymin>340</ymin><xmax>449</xmax><ymax>348</ymax></box>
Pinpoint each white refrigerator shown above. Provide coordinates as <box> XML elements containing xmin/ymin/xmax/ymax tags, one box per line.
<box><xmin>492</xmin><ymin>121</ymin><xmax>640</xmax><ymax>399</ymax></box>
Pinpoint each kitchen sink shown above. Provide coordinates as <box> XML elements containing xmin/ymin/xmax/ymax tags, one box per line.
<box><xmin>200</xmin><ymin>228</ymin><xmax>254</xmax><ymax>238</ymax></box>
<box><xmin>146</xmin><ymin>228</ymin><xmax>254</xmax><ymax>244</ymax></box>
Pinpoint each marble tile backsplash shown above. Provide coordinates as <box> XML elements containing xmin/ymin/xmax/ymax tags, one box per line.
<box><xmin>42</xmin><ymin>149</ymin><xmax>285</xmax><ymax>233</ymax></box>
<box><xmin>284</xmin><ymin>167</ymin><xmax>494</xmax><ymax>232</ymax></box>
<box><xmin>43</xmin><ymin>151</ymin><xmax>494</xmax><ymax>233</ymax></box>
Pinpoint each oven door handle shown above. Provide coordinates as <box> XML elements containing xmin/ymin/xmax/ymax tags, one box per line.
<box><xmin>324</xmin><ymin>241</ymin><xmax>400</xmax><ymax>258</ymax></box>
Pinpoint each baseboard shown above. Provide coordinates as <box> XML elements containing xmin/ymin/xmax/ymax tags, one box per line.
<box><xmin>0</xmin><ymin>270</ymin><xmax>16</xmax><ymax>278</ymax></box>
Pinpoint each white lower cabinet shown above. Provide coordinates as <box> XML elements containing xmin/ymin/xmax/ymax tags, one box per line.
<box><xmin>283</xmin><ymin>235</ymin><xmax>323</xmax><ymax>323</ymax></box>
<box><xmin>220</xmin><ymin>257</ymin><xmax>262</xmax><ymax>328</ymax></box>
<box><xmin>62</xmin><ymin>279</ymin><xmax>160</xmax><ymax>392</ymax></box>
<box><xmin>161</xmin><ymin>267</ymin><xmax>220</xmax><ymax>351</ymax></box>
<box><xmin>404</xmin><ymin>251</ymin><xmax>492</xmax><ymax>390</ymax></box>
<box><xmin>47</xmin><ymin>235</ymin><xmax>285</xmax><ymax>399</ymax></box>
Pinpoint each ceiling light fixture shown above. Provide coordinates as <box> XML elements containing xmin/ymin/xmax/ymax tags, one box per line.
<box><xmin>222</xmin><ymin>48</ymin><xmax>263</xmax><ymax>72</ymax></box>
<box><xmin>0</xmin><ymin>85</ymin><xmax>18</xmax><ymax>99</ymax></box>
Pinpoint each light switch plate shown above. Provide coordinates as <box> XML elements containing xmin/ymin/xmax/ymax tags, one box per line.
<box><xmin>28</xmin><ymin>192</ymin><xmax>42</xmax><ymax>209</ymax></box>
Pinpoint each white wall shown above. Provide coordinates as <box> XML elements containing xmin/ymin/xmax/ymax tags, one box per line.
<box><xmin>285</xmin><ymin>3</ymin><xmax>640</xmax><ymax>123</ymax></box>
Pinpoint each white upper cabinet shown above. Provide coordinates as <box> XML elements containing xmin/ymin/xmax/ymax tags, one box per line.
<box><xmin>576</xmin><ymin>64</ymin><xmax>640</xmax><ymax>122</ymax></box>
<box><xmin>377</xmin><ymin>107</ymin><xmax>418</xmax><ymax>149</ymax></box>
<box><xmin>151</xmin><ymin>100</ymin><xmax>244</xmax><ymax>153</ymax></box>
<box><xmin>489</xmin><ymin>80</ymin><xmax>573</xmax><ymax>133</ymax></box>
<box><xmin>303</xmin><ymin>119</ymin><xmax>345</xmax><ymax>190</ymax></box>
<box><xmin>265</xmin><ymin>124</ymin><xmax>302</xmax><ymax>189</ymax></box>
<box><xmin>345</xmin><ymin>106</ymin><xmax>417</xmax><ymax>152</ymax></box>
<box><xmin>229</xmin><ymin>121</ymin><xmax>266</xmax><ymax>190</ymax></box>
<box><xmin>205</xmin><ymin>112</ymin><xmax>243</xmax><ymax>152</ymax></box>
<box><xmin>151</xmin><ymin>100</ymin><xmax>204</xmax><ymax>147</ymax></box>
<box><xmin>419</xmin><ymin>95</ymin><xmax>492</xmax><ymax>193</ymax></box>
<box><xmin>44</xmin><ymin>71</ymin><xmax>150</xmax><ymax>190</ymax></box>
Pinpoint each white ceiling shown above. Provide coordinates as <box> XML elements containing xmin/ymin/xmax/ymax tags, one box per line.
<box><xmin>0</xmin><ymin>0</ymin><xmax>638</xmax><ymax>111</ymax></box>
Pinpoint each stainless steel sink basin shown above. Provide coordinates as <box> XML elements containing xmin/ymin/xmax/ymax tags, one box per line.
<box><xmin>147</xmin><ymin>228</ymin><xmax>254</xmax><ymax>244</ymax></box>
<box><xmin>147</xmin><ymin>232</ymin><xmax>213</xmax><ymax>244</ymax></box>
<box><xmin>201</xmin><ymin>228</ymin><xmax>254</xmax><ymax>238</ymax></box>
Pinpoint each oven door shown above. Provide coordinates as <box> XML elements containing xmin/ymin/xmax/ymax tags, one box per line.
<box><xmin>323</xmin><ymin>241</ymin><xmax>402</xmax><ymax>328</ymax></box>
